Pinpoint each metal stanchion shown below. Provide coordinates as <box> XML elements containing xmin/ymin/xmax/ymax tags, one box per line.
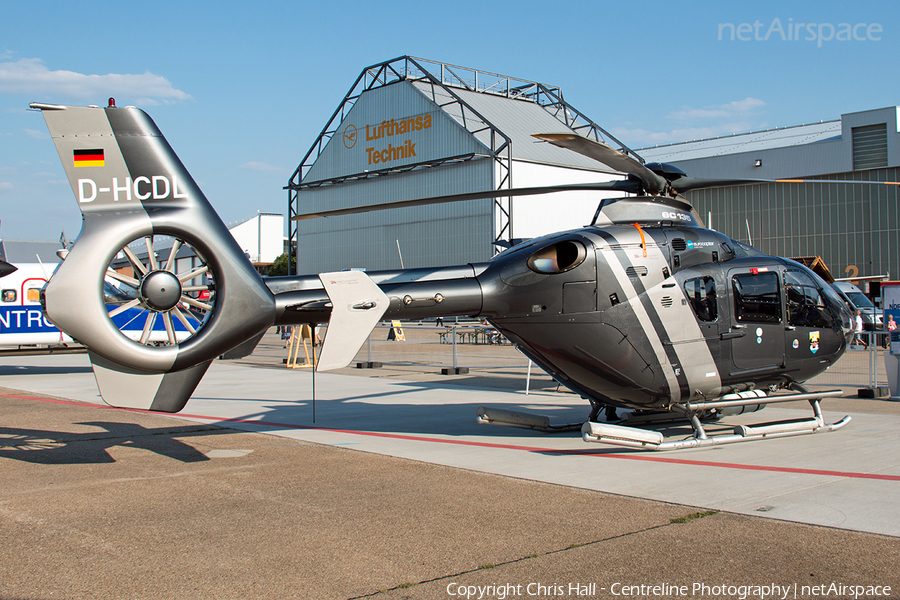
<box><xmin>356</xmin><ymin>328</ymin><xmax>381</xmax><ymax>369</ymax></box>
<box><xmin>441</xmin><ymin>325</ymin><xmax>468</xmax><ymax>375</ymax></box>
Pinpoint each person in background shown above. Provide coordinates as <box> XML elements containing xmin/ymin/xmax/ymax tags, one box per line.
<box><xmin>853</xmin><ymin>310</ymin><xmax>868</xmax><ymax>348</ymax></box>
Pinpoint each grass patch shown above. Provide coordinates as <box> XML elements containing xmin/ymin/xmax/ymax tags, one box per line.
<box><xmin>670</xmin><ymin>510</ymin><xmax>718</xmax><ymax>524</ymax></box>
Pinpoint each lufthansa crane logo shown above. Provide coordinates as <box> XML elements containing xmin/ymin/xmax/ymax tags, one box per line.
<box><xmin>343</xmin><ymin>124</ymin><xmax>357</xmax><ymax>149</ymax></box>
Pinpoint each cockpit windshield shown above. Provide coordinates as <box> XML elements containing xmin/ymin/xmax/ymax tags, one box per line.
<box><xmin>729</xmin><ymin>239</ymin><xmax>766</xmax><ymax>257</ymax></box>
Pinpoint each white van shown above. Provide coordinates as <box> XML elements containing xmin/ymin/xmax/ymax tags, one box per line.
<box><xmin>831</xmin><ymin>281</ymin><xmax>883</xmax><ymax>330</ymax></box>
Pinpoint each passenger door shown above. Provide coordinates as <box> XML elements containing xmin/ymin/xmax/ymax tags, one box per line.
<box><xmin>729</xmin><ymin>268</ymin><xmax>785</xmax><ymax>371</ymax></box>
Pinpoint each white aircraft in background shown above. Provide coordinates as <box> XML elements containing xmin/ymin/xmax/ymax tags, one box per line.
<box><xmin>0</xmin><ymin>259</ymin><xmax>75</xmax><ymax>349</ymax></box>
<box><xmin>0</xmin><ymin>257</ymin><xmax>190</xmax><ymax>351</ymax></box>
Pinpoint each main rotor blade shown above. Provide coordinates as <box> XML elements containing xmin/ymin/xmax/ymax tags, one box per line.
<box><xmin>291</xmin><ymin>180</ymin><xmax>641</xmax><ymax>221</ymax></box>
<box><xmin>532</xmin><ymin>133</ymin><xmax>668</xmax><ymax>195</ymax></box>
<box><xmin>0</xmin><ymin>259</ymin><xmax>17</xmax><ymax>279</ymax></box>
<box><xmin>671</xmin><ymin>177</ymin><xmax>772</xmax><ymax>193</ymax></box>
<box><xmin>672</xmin><ymin>176</ymin><xmax>900</xmax><ymax>193</ymax></box>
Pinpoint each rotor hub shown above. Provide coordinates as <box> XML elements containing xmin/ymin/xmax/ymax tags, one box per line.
<box><xmin>139</xmin><ymin>270</ymin><xmax>182</xmax><ymax>312</ymax></box>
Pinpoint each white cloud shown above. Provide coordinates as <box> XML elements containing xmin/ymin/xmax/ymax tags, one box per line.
<box><xmin>240</xmin><ymin>161</ymin><xmax>286</xmax><ymax>173</ymax></box>
<box><xmin>614</xmin><ymin>122</ymin><xmax>755</xmax><ymax>147</ymax></box>
<box><xmin>668</xmin><ymin>98</ymin><xmax>765</xmax><ymax>120</ymax></box>
<box><xmin>0</xmin><ymin>57</ymin><xmax>191</xmax><ymax>105</ymax></box>
<box><xmin>0</xmin><ymin>182</ymin><xmax>13</xmax><ymax>191</ymax></box>
<box><xmin>617</xmin><ymin>97</ymin><xmax>767</xmax><ymax>147</ymax></box>
<box><xmin>23</xmin><ymin>128</ymin><xmax>48</xmax><ymax>139</ymax></box>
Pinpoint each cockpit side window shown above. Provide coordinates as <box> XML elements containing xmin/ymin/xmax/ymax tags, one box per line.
<box><xmin>684</xmin><ymin>276</ymin><xmax>717</xmax><ymax>322</ymax></box>
<box><xmin>733</xmin><ymin>272</ymin><xmax>782</xmax><ymax>323</ymax></box>
<box><xmin>784</xmin><ymin>270</ymin><xmax>833</xmax><ymax>328</ymax></box>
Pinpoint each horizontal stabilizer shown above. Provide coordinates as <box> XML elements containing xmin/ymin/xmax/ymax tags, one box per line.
<box><xmin>90</xmin><ymin>352</ymin><xmax>211</xmax><ymax>413</ymax></box>
<box><xmin>316</xmin><ymin>271</ymin><xmax>389</xmax><ymax>371</ymax></box>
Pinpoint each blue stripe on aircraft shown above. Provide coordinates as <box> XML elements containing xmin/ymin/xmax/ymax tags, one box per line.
<box><xmin>0</xmin><ymin>305</ymin><xmax>201</xmax><ymax>335</ymax></box>
<box><xmin>0</xmin><ymin>306</ymin><xmax>57</xmax><ymax>334</ymax></box>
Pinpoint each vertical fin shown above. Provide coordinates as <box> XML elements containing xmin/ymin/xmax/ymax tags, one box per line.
<box><xmin>90</xmin><ymin>352</ymin><xmax>212</xmax><ymax>413</ymax></box>
<box><xmin>30</xmin><ymin>102</ymin><xmax>276</xmax><ymax>412</ymax></box>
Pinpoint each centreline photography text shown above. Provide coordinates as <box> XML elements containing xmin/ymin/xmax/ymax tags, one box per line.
<box><xmin>444</xmin><ymin>580</ymin><xmax>893</xmax><ymax>599</ymax></box>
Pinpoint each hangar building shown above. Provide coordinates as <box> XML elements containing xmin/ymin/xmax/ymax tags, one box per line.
<box><xmin>639</xmin><ymin>107</ymin><xmax>900</xmax><ymax>281</ymax></box>
<box><xmin>288</xmin><ymin>57</ymin><xmax>900</xmax><ymax>283</ymax></box>
<box><xmin>287</xmin><ymin>56</ymin><xmax>632</xmax><ymax>274</ymax></box>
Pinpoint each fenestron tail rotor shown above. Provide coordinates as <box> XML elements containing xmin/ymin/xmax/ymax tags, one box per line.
<box><xmin>105</xmin><ymin>235</ymin><xmax>216</xmax><ymax>347</ymax></box>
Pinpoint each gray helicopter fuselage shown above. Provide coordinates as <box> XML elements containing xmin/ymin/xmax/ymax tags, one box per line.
<box><xmin>474</xmin><ymin>223</ymin><xmax>851</xmax><ymax>410</ymax></box>
<box><xmin>268</xmin><ymin>214</ymin><xmax>852</xmax><ymax>412</ymax></box>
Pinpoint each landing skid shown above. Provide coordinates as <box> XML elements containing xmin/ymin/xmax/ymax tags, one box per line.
<box><xmin>476</xmin><ymin>389</ymin><xmax>850</xmax><ymax>450</ymax></box>
<box><xmin>582</xmin><ymin>389</ymin><xmax>849</xmax><ymax>450</ymax></box>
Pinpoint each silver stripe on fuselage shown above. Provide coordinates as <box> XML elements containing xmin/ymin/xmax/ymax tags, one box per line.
<box><xmin>642</xmin><ymin>278</ymin><xmax>721</xmax><ymax>400</ymax></box>
<box><xmin>599</xmin><ymin>228</ymin><xmax>721</xmax><ymax>404</ymax></box>
<box><xmin>598</xmin><ymin>230</ymin><xmax>683</xmax><ymax>403</ymax></box>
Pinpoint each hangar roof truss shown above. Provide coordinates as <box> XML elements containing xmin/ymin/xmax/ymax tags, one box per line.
<box><xmin>287</xmin><ymin>56</ymin><xmax>633</xmax><ymax>263</ymax></box>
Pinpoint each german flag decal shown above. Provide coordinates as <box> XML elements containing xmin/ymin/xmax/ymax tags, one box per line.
<box><xmin>73</xmin><ymin>148</ymin><xmax>104</xmax><ymax>167</ymax></box>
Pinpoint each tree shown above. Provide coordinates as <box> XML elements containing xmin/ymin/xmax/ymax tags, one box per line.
<box><xmin>267</xmin><ymin>252</ymin><xmax>296</xmax><ymax>276</ymax></box>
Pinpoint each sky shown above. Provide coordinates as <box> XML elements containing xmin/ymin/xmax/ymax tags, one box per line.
<box><xmin>1</xmin><ymin>0</ymin><xmax>897</xmax><ymax>242</ymax></box>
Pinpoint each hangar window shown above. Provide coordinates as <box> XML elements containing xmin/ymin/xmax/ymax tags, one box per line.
<box><xmin>527</xmin><ymin>240</ymin><xmax>586</xmax><ymax>274</ymax></box>
<box><xmin>852</xmin><ymin>124</ymin><xmax>887</xmax><ymax>170</ymax></box>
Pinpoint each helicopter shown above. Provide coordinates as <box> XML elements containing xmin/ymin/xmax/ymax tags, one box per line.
<box><xmin>29</xmin><ymin>101</ymin><xmax>859</xmax><ymax>451</ymax></box>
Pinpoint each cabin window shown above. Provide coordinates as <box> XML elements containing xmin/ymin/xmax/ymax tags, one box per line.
<box><xmin>784</xmin><ymin>270</ymin><xmax>833</xmax><ymax>328</ymax></box>
<box><xmin>684</xmin><ymin>276</ymin><xmax>717</xmax><ymax>322</ymax></box>
<box><xmin>733</xmin><ymin>272</ymin><xmax>781</xmax><ymax>323</ymax></box>
<box><xmin>1</xmin><ymin>290</ymin><xmax>15</xmax><ymax>303</ymax></box>
<box><xmin>527</xmin><ymin>240</ymin><xmax>586</xmax><ymax>274</ymax></box>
